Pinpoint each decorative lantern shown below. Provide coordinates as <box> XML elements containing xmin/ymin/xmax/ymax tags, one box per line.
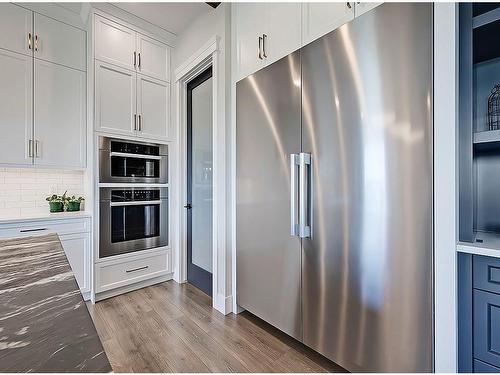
<box><xmin>488</xmin><ymin>84</ymin><xmax>500</xmax><ymax>130</ymax></box>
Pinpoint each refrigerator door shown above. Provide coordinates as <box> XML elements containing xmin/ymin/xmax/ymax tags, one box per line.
<box><xmin>236</xmin><ymin>52</ymin><xmax>302</xmax><ymax>340</ymax></box>
<box><xmin>301</xmin><ymin>3</ymin><xmax>433</xmax><ymax>372</ymax></box>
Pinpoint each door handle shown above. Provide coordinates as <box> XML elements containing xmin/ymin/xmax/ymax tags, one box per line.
<box><xmin>299</xmin><ymin>152</ymin><xmax>311</xmax><ymax>238</ymax></box>
<box><xmin>258</xmin><ymin>36</ymin><xmax>263</xmax><ymax>60</ymax></box>
<box><xmin>184</xmin><ymin>203</ymin><xmax>192</xmax><ymax>209</ymax></box>
<box><xmin>262</xmin><ymin>34</ymin><xmax>268</xmax><ymax>58</ymax></box>
<box><xmin>290</xmin><ymin>154</ymin><xmax>299</xmax><ymax>236</ymax></box>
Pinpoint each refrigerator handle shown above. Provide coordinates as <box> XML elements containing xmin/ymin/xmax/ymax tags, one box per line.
<box><xmin>299</xmin><ymin>152</ymin><xmax>311</xmax><ymax>238</ymax></box>
<box><xmin>290</xmin><ymin>154</ymin><xmax>299</xmax><ymax>236</ymax></box>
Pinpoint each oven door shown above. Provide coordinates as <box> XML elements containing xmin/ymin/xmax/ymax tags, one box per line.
<box><xmin>100</xmin><ymin>195</ymin><xmax>168</xmax><ymax>258</ymax></box>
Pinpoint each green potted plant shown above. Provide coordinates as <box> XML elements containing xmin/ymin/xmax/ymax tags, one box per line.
<box><xmin>65</xmin><ymin>196</ymin><xmax>85</xmax><ymax>212</ymax></box>
<box><xmin>45</xmin><ymin>194</ymin><xmax>64</xmax><ymax>213</ymax></box>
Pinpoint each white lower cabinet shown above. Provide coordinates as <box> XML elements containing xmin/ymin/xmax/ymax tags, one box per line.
<box><xmin>0</xmin><ymin>49</ymin><xmax>32</xmax><ymax>166</ymax></box>
<box><xmin>137</xmin><ymin>74</ymin><xmax>170</xmax><ymax>140</ymax></box>
<box><xmin>34</xmin><ymin>60</ymin><xmax>86</xmax><ymax>168</ymax></box>
<box><xmin>59</xmin><ymin>232</ymin><xmax>91</xmax><ymax>297</ymax></box>
<box><xmin>0</xmin><ymin>216</ymin><xmax>92</xmax><ymax>300</ymax></box>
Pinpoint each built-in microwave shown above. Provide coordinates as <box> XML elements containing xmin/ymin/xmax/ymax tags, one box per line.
<box><xmin>99</xmin><ymin>137</ymin><xmax>168</xmax><ymax>184</ymax></box>
<box><xmin>99</xmin><ymin>187</ymin><xmax>168</xmax><ymax>258</ymax></box>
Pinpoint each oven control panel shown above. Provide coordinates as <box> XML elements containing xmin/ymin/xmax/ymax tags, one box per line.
<box><xmin>111</xmin><ymin>189</ymin><xmax>161</xmax><ymax>202</ymax></box>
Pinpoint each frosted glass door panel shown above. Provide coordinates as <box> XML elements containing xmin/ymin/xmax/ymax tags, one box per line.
<box><xmin>191</xmin><ymin>77</ymin><xmax>213</xmax><ymax>273</ymax></box>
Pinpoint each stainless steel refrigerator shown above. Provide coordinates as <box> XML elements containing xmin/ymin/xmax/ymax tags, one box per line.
<box><xmin>236</xmin><ymin>3</ymin><xmax>433</xmax><ymax>373</ymax></box>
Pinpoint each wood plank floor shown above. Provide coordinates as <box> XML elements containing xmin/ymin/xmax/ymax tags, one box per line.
<box><xmin>86</xmin><ymin>281</ymin><xmax>346</xmax><ymax>373</ymax></box>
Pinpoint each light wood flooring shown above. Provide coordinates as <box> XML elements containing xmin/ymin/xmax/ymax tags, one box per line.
<box><xmin>86</xmin><ymin>281</ymin><xmax>346</xmax><ymax>373</ymax></box>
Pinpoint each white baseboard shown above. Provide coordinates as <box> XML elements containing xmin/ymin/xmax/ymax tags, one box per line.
<box><xmin>93</xmin><ymin>273</ymin><xmax>173</xmax><ymax>302</ymax></box>
<box><xmin>213</xmin><ymin>293</ymin><xmax>233</xmax><ymax>315</ymax></box>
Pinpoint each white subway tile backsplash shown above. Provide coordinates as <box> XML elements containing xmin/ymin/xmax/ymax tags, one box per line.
<box><xmin>0</xmin><ymin>167</ymin><xmax>85</xmax><ymax>218</ymax></box>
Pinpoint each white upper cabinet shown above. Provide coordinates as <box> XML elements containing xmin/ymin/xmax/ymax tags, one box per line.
<box><xmin>354</xmin><ymin>2</ymin><xmax>383</xmax><ymax>18</ymax></box>
<box><xmin>234</xmin><ymin>3</ymin><xmax>267</xmax><ymax>81</ymax></box>
<box><xmin>0</xmin><ymin>4</ymin><xmax>32</xmax><ymax>56</ymax></box>
<box><xmin>34</xmin><ymin>13</ymin><xmax>86</xmax><ymax>71</ymax></box>
<box><xmin>95</xmin><ymin>60</ymin><xmax>137</xmax><ymax>137</ymax></box>
<box><xmin>266</xmin><ymin>3</ymin><xmax>302</xmax><ymax>65</ymax></box>
<box><xmin>137</xmin><ymin>74</ymin><xmax>169</xmax><ymax>140</ymax></box>
<box><xmin>0</xmin><ymin>49</ymin><xmax>32</xmax><ymax>166</ymax></box>
<box><xmin>34</xmin><ymin>60</ymin><xmax>86</xmax><ymax>168</ymax></box>
<box><xmin>302</xmin><ymin>2</ymin><xmax>355</xmax><ymax>46</ymax></box>
<box><xmin>95</xmin><ymin>15</ymin><xmax>136</xmax><ymax>71</ymax></box>
<box><xmin>137</xmin><ymin>33</ymin><xmax>170</xmax><ymax>82</ymax></box>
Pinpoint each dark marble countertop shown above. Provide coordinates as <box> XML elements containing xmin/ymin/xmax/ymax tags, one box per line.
<box><xmin>0</xmin><ymin>234</ymin><xmax>112</xmax><ymax>373</ymax></box>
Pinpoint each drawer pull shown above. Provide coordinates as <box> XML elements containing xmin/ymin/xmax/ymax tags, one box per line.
<box><xmin>20</xmin><ymin>228</ymin><xmax>47</xmax><ymax>233</ymax></box>
<box><xmin>126</xmin><ymin>265</ymin><xmax>149</xmax><ymax>273</ymax></box>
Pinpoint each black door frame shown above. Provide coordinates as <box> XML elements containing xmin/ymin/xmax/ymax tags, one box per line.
<box><xmin>186</xmin><ymin>66</ymin><xmax>213</xmax><ymax>297</ymax></box>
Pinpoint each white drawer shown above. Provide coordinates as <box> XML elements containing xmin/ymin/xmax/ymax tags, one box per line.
<box><xmin>96</xmin><ymin>250</ymin><xmax>171</xmax><ymax>293</ymax></box>
<box><xmin>0</xmin><ymin>218</ymin><xmax>90</xmax><ymax>238</ymax></box>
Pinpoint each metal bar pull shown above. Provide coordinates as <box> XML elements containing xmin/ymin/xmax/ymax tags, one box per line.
<box><xmin>262</xmin><ymin>34</ymin><xmax>268</xmax><ymax>58</ymax></box>
<box><xmin>290</xmin><ymin>154</ymin><xmax>299</xmax><ymax>236</ymax></box>
<box><xmin>299</xmin><ymin>152</ymin><xmax>311</xmax><ymax>238</ymax></box>
<box><xmin>258</xmin><ymin>36</ymin><xmax>263</xmax><ymax>60</ymax></box>
<box><xmin>28</xmin><ymin>33</ymin><xmax>32</xmax><ymax>50</ymax></box>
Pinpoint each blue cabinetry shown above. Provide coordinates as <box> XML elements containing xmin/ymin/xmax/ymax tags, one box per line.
<box><xmin>459</xmin><ymin>253</ymin><xmax>500</xmax><ymax>373</ymax></box>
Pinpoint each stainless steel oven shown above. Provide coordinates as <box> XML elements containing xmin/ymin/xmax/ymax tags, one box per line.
<box><xmin>99</xmin><ymin>187</ymin><xmax>168</xmax><ymax>258</ymax></box>
<box><xmin>99</xmin><ymin>137</ymin><xmax>168</xmax><ymax>184</ymax></box>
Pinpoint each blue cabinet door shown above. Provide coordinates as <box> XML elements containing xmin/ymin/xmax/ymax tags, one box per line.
<box><xmin>475</xmin><ymin>359</ymin><xmax>500</xmax><ymax>373</ymax></box>
<box><xmin>474</xmin><ymin>255</ymin><xmax>500</xmax><ymax>295</ymax></box>
<box><xmin>474</xmin><ymin>289</ymin><xmax>500</xmax><ymax>368</ymax></box>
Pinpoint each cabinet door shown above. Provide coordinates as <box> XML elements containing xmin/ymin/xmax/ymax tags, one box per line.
<box><xmin>474</xmin><ymin>289</ymin><xmax>500</xmax><ymax>369</ymax></box>
<box><xmin>302</xmin><ymin>2</ymin><xmax>354</xmax><ymax>46</ymax></box>
<box><xmin>0</xmin><ymin>49</ymin><xmax>33</xmax><ymax>166</ymax></box>
<box><xmin>355</xmin><ymin>2</ymin><xmax>383</xmax><ymax>18</ymax></box>
<box><xmin>34</xmin><ymin>60</ymin><xmax>86</xmax><ymax>167</ymax></box>
<box><xmin>234</xmin><ymin>3</ymin><xmax>266</xmax><ymax>81</ymax></box>
<box><xmin>137</xmin><ymin>33</ymin><xmax>170</xmax><ymax>82</ymax></box>
<box><xmin>137</xmin><ymin>74</ymin><xmax>169</xmax><ymax>140</ymax></box>
<box><xmin>95</xmin><ymin>60</ymin><xmax>137</xmax><ymax>136</ymax></box>
<box><xmin>60</xmin><ymin>232</ymin><xmax>91</xmax><ymax>298</ymax></box>
<box><xmin>95</xmin><ymin>15</ymin><xmax>136</xmax><ymax>71</ymax></box>
<box><xmin>34</xmin><ymin>13</ymin><xmax>86</xmax><ymax>71</ymax></box>
<box><xmin>0</xmin><ymin>3</ymin><xmax>32</xmax><ymax>56</ymax></box>
<box><xmin>265</xmin><ymin>3</ymin><xmax>301</xmax><ymax>66</ymax></box>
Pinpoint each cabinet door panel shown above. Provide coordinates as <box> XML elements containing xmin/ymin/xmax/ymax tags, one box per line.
<box><xmin>137</xmin><ymin>33</ymin><xmax>169</xmax><ymax>82</ymax></box>
<box><xmin>34</xmin><ymin>13</ymin><xmax>86</xmax><ymax>71</ymax></box>
<box><xmin>234</xmin><ymin>3</ymin><xmax>266</xmax><ymax>81</ymax></box>
<box><xmin>95</xmin><ymin>61</ymin><xmax>136</xmax><ymax>136</ymax></box>
<box><xmin>474</xmin><ymin>289</ymin><xmax>500</xmax><ymax>368</ymax></box>
<box><xmin>34</xmin><ymin>60</ymin><xmax>86</xmax><ymax>167</ymax></box>
<box><xmin>137</xmin><ymin>74</ymin><xmax>169</xmax><ymax>140</ymax></box>
<box><xmin>302</xmin><ymin>3</ymin><xmax>354</xmax><ymax>46</ymax></box>
<box><xmin>95</xmin><ymin>15</ymin><xmax>136</xmax><ymax>70</ymax></box>
<box><xmin>60</xmin><ymin>233</ymin><xmax>91</xmax><ymax>297</ymax></box>
<box><xmin>355</xmin><ymin>2</ymin><xmax>383</xmax><ymax>18</ymax></box>
<box><xmin>266</xmin><ymin>3</ymin><xmax>301</xmax><ymax>65</ymax></box>
<box><xmin>0</xmin><ymin>49</ymin><xmax>32</xmax><ymax>165</ymax></box>
<box><xmin>0</xmin><ymin>3</ymin><xmax>32</xmax><ymax>56</ymax></box>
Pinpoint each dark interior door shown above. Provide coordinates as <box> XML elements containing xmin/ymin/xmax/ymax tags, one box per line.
<box><xmin>186</xmin><ymin>66</ymin><xmax>213</xmax><ymax>297</ymax></box>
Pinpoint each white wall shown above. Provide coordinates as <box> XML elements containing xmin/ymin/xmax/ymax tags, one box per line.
<box><xmin>173</xmin><ymin>3</ymin><xmax>233</xmax><ymax>311</ymax></box>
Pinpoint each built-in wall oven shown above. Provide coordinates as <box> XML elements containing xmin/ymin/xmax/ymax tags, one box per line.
<box><xmin>99</xmin><ymin>187</ymin><xmax>168</xmax><ymax>258</ymax></box>
<box><xmin>99</xmin><ymin>137</ymin><xmax>168</xmax><ymax>184</ymax></box>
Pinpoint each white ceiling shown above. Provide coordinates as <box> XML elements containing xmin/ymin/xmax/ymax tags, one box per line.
<box><xmin>111</xmin><ymin>2</ymin><xmax>212</xmax><ymax>35</ymax></box>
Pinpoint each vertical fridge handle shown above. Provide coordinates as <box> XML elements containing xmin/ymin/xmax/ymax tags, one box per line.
<box><xmin>299</xmin><ymin>152</ymin><xmax>311</xmax><ymax>238</ymax></box>
<box><xmin>290</xmin><ymin>154</ymin><xmax>299</xmax><ymax>236</ymax></box>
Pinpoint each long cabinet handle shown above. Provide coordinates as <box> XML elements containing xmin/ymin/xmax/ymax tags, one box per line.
<box><xmin>126</xmin><ymin>265</ymin><xmax>149</xmax><ymax>273</ymax></box>
<box><xmin>34</xmin><ymin>35</ymin><xmax>38</xmax><ymax>51</ymax></box>
<box><xmin>134</xmin><ymin>51</ymin><xmax>137</xmax><ymax>68</ymax></box>
<box><xmin>298</xmin><ymin>152</ymin><xmax>311</xmax><ymax>238</ymax></box>
<box><xmin>290</xmin><ymin>154</ymin><xmax>299</xmax><ymax>236</ymax></box>
<box><xmin>138</xmin><ymin>53</ymin><xmax>141</xmax><ymax>69</ymax></box>
<box><xmin>134</xmin><ymin>114</ymin><xmax>137</xmax><ymax>130</ymax></box>
<box><xmin>35</xmin><ymin>140</ymin><xmax>40</xmax><ymax>158</ymax></box>
<box><xmin>28</xmin><ymin>33</ymin><xmax>32</xmax><ymax>50</ymax></box>
<box><xmin>20</xmin><ymin>228</ymin><xmax>47</xmax><ymax>233</ymax></box>
<box><xmin>262</xmin><ymin>34</ymin><xmax>268</xmax><ymax>58</ymax></box>
<box><xmin>258</xmin><ymin>36</ymin><xmax>263</xmax><ymax>60</ymax></box>
<box><xmin>138</xmin><ymin>114</ymin><xmax>142</xmax><ymax>131</ymax></box>
<box><xmin>28</xmin><ymin>139</ymin><xmax>33</xmax><ymax>158</ymax></box>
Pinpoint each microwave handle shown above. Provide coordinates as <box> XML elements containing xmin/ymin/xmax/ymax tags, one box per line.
<box><xmin>109</xmin><ymin>151</ymin><xmax>162</xmax><ymax>160</ymax></box>
<box><xmin>110</xmin><ymin>200</ymin><xmax>162</xmax><ymax>207</ymax></box>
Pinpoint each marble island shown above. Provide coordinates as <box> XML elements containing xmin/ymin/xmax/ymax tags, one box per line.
<box><xmin>0</xmin><ymin>234</ymin><xmax>111</xmax><ymax>372</ymax></box>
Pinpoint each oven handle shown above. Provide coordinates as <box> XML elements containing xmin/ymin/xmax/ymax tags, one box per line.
<box><xmin>110</xmin><ymin>200</ymin><xmax>162</xmax><ymax>207</ymax></box>
<box><xmin>110</xmin><ymin>151</ymin><xmax>163</xmax><ymax>160</ymax></box>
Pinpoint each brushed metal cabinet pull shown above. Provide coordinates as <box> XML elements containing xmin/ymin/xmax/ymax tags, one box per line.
<box><xmin>138</xmin><ymin>114</ymin><xmax>142</xmax><ymax>131</ymax></box>
<box><xmin>28</xmin><ymin>33</ymin><xmax>32</xmax><ymax>50</ymax></box>
<box><xmin>134</xmin><ymin>114</ymin><xmax>137</xmax><ymax>131</ymax></box>
<box><xmin>35</xmin><ymin>140</ymin><xmax>40</xmax><ymax>158</ymax></box>
<box><xmin>34</xmin><ymin>35</ymin><xmax>38</xmax><ymax>51</ymax></box>
<box><xmin>290</xmin><ymin>154</ymin><xmax>299</xmax><ymax>236</ymax></box>
<box><xmin>126</xmin><ymin>265</ymin><xmax>149</xmax><ymax>273</ymax></box>
<box><xmin>262</xmin><ymin>34</ymin><xmax>268</xmax><ymax>58</ymax></box>
<box><xmin>138</xmin><ymin>53</ymin><xmax>141</xmax><ymax>69</ymax></box>
<box><xmin>134</xmin><ymin>51</ymin><xmax>137</xmax><ymax>68</ymax></box>
<box><xmin>20</xmin><ymin>228</ymin><xmax>47</xmax><ymax>233</ymax></box>
<box><xmin>28</xmin><ymin>139</ymin><xmax>33</xmax><ymax>158</ymax></box>
<box><xmin>258</xmin><ymin>36</ymin><xmax>263</xmax><ymax>60</ymax></box>
<box><xmin>347</xmin><ymin>2</ymin><xmax>352</xmax><ymax>9</ymax></box>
